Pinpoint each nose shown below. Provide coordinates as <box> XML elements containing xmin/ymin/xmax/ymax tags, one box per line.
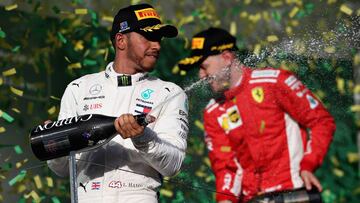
<box><xmin>151</xmin><ymin>41</ymin><xmax>161</xmax><ymax>51</ymax></box>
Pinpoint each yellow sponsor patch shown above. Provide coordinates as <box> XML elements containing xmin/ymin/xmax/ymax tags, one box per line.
<box><xmin>220</xmin><ymin>146</ymin><xmax>232</xmax><ymax>152</ymax></box>
<box><xmin>135</xmin><ymin>8</ymin><xmax>160</xmax><ymax>20</ymax></box>
<box><xmin>252</xmin><ymin>87</ymin><xmax>264</xmax><ymax>103</ymax></box>
<box><xmin>217</xmin><ymin>105</ymin><xmax>242</xmax><ymax>133</ymax></box>
<box><xmin>191</xmin><ymin>37</ymin><xmax>205</xmax><ymax>49</ymax></box>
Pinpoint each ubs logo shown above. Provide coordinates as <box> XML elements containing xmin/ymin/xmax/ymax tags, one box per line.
<box><xmin>89</xmin><ymin>84</ymin><xmax>102</xmax><ymax>95</ymax></box>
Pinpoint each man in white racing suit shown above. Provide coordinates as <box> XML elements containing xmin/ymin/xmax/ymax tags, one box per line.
<box><xmin>47</xmin><ymin>3</ymin><xmax>188</xmax><ymax>203</ymax></box>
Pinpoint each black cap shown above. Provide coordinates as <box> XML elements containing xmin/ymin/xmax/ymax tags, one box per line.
<box><xmin>178</xmin><ymin>27</ymin><xmax>238</xmax><ymax>70</ymax></box>
<box><xmin>110</xmin><ymin>4</ymin><xmax>178</xmax><ymax>41</ymax></box>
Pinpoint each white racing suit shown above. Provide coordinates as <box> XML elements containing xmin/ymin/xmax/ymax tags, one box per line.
<box><xmin>47</xmin><ymin>62</ymin><xmax>189</xmax><ymax>203</ymax></box>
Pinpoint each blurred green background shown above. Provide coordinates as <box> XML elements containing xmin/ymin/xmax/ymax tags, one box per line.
<box><xmin>0</xmin><ymin>0</ymin><xmax>359</xmax><ymax>202</ymax></box>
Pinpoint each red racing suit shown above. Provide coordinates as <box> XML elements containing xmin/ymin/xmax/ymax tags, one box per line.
<box><xmin>203</xmin><ymin>67</ymin><xmax>335</xmax><ymax>202</ymax></box>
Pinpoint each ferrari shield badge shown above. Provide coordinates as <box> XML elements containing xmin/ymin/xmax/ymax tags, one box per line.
<box><xmin>252</xmin><ymin>87</ymin><xmax>264</xmax><ymax>103</ymax></box>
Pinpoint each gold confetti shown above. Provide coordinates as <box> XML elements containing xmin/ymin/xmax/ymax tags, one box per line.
<box><xmin>244</xmin><ymin>0</ymin><xmax>251</xmax><ymax>4</ymax></box>
<box><xmin>254</xmin><ymin>44</ymin><xmax>261</xmax><ymax>56</ymax></box>
<box><xmin>0</xmin><ymin>77</ymin><xmax>3</xmax><ymax>85</ymax></box>
<box><xmin>327</xmin><ymin>0</ymin><xmax>337</xmax><ymax>4</ymax></box>
<box><xmin>75</xmin><ymin>8</ymin><xmax>88</xmax><ymax>15</ymax></box>
<box><xmin>286</xmin><ymin>26</ymin><xmax>293</xmax><ymax>35</ymax></box>
<box><xmin>34</xmin><ymin>175</ymin><xmax>43</xmax><ymax>189</ymax></box>
<box><xmin>46</xmin><ymin>177</ymin><xmax>54</xmax><ymax>187</ymax></box>
<box><xmin>196</xmin><ymin>170</ymin><xmax>207</xmax><ymax>177</ymax></box>
<box><xmin>340</xmin><ymin>4</ymin><xmax>353</xmax><ymax>16</ymax></box>
<box><xmin>336</xmin><ymin>77</ymin><xmax>345</xmax><ymax>94</ymax></box>
<box><xmin>262</xmin><ymin>11</ymin><xmax>270</xmax><ymax>21</ymax></box>
<box><xmin>354</xmin><ymin>85</ymin><xmax>360</xmax><ymax>94</ymax></box>
<box><xmin>267</xmin><ymin>35</ymin><xmax>279</xmax><ymax>42</ymax></box>
<box><xmin>353</xmin><ymin>53</ymin><xmax>360</xmax><ymax>65</ymax></box>
<box><xmin>16</xmin><ymin>162</ymin><xmax>22</xmax><ymax>169</ymax></box>
<box><xmin>102</xmin><ymin>15</ymin><xmax>114</xmax><ymax>22</ymax></box>
<box><xmin>24</xmin><ymin>191</ymin><xmax>41</xmax><ymax>203</ymax></box>
<box><xmin>10</xmin><ymin>86</ymin><xmax>23</xmax><ymax>96</ymax></box>
<box><xmin>12</xmin><ymin>108</ymin><xmax>21</xmax><ymax>113</ymax></box>
<box><xmin>64</xmin><ymin>56</ymin><xmax>71</xmax><ymax>63</ymax></box>
<box><xmin>68</xmin><ymin>63</ymin><xmax>82</xmax><ymax>69</ymax></box>
<box><xmin>18</xmin><ymin>184</ymin><xmax>26</xmax><ymax>193</ymax></box>
<box><xmin>5</xmin><ymin>4</ymin><xmax>18</xmax><ymax>11</ymax></box>
<box><xmin>194</xmin><ymin>120</ymin><xmax>204</xmax><ymax>130</ymax></box>
<box><xmin>240</xmin><ymin>11</ymin><xmax>248</xmax><ymax>18</ymax></box>
<box><xmin>289</xmin><ymin>7</ymin><xmax>299</xmax><ymax>18</ymax></box>
<box><xmin>104</xmin><ymin>48</ymin><xmax>109</xmax><ymax>61</ymax></box>
<box><xmin>203</xmin><ymin>157</ymin><xmax>211</xmax><ymax>167</ymax></box>
<box><xmin>178</xmin><ymin>15</ymin><xmax>194</xmax><ymax>27</ymax></box>
<box><xmin>160</xmin><ymin>189</ymin><xmax>173</xmax><ymax>197</ymax></box>
<box><xmin>290</xmin><ymin>20</ymin><xmax>299</xmax><ymax>26</ymax></box>
<box><xmin>314</xmin><ymin>90</ymin><xmax>326</xmax><ymax>100</ymax></box>
<box><xmin>347</xmin><ymin>152</ymin><xmax>359</xmax><ymax>163</ymax></box>
<box><xmin>0</xmin><ymin>127</ymin><xmax>5</xmax><ymax>133</ymax></box>
<box><xmin>230</xmin><ymin>21</ymin><xmax>237</xmax><ymax>36</ymax></box>
<box><xmin>324</xmin><ymin>46</ymin><xmax>336</xmax><ymax>53</ymax></box>
<box><xmin>48</xmin><ymin>106</ymin><xmax>56</xmax><ymax>115</ymax></box>
<box><xmin>50</xmin><ymin>96</ymin><xmax>60</xmax><ymax>100</ymax></box>
<box><xmin>74</xmin><ymin>40</ymin><xmax>84</xmax><ymax>51</ymax></box>
<box><xmin>2</xmin><ymin>68</ymin><xmax>16</xmax><ymax>76</ymax></box>
<box><xmin>350</xmin><ymin>105</ymin><xmax>360</xmax><ymax>112</ymax></box>
<box><xmin>96</xmin><ymin>49</ymin><xmax>106</xmax><ymax>55</ymax></box>
<box><xmin>332</xmin><ymin>168</ymin><xmax>344</xmax><ymax>177</ymax></box>
<box><xmin>270</xmin><ymin>1</ymin><xmax>283</xmax><ymax>7</ymax></box>
<box><xmin>180</xmin><ymin>70</ymin><xmax>186</xmax><ymax>76</ymax></box>
<box><xmin>172</xmin><ymin>65</ymin><xmax>180</xmax><ymax>74</ymax></box>
<box><xmin>248</xmin><ymin>13</ymin><xmax>261</xmax><ymax>23</ymax></box>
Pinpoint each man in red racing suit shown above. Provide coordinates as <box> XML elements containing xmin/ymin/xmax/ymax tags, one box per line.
<box><xmin>178</xmin><ymin>28</ymin><xmax>335</xmax><ymax>202</ymax></box>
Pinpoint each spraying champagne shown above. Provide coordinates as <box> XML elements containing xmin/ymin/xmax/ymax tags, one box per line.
<box><xmin>29</xmin><ymin>114</ymin><xmax>153</xmax><ymax>161</ymax></box>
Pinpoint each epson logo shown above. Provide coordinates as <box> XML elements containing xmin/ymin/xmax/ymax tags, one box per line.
<box><xmin>35</xmin><ymin>114</ymin><xmax>93</xmax><ymax>132</ymax></box>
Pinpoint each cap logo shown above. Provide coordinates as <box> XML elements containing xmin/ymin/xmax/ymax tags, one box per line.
<box><xmin>210</xmin><ymin>43</ymin><xmax>234</xmax><ymax>51</ymax></box>
<box><xmin>140</xmin><ymin>24</ymin><xmax>166</xmax><ymax>32</ymax></box>
<box><xmin>135</xmin><ymin>8</ymin><xmax>160</xmax><ymax>21</ymax></box>
<box><xmin>178</xmin><ymin>56</ymin><xmax>202</xmax><ymax>65</ymax></box>
<box><xmin>191</xmin><ymin>37</ymin><xmax>205</xmax><ymax>50</ymax></box>
<box><xmin>119</xmin><ymin>21</ymin><xmax>130</xmax><ymax>32</ymax></box>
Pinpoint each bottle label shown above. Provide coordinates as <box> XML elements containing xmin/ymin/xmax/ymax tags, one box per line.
<box><xmin>43</xmin><ymin>136</ymin><xmax>71</xmax><ymax>154</ymax></box>
<box><xmin>34</xmin><ymin>114</ymin><xmax>93</xmax><ymax>132</ymax></box>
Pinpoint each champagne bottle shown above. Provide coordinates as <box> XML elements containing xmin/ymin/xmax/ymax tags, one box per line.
<box><xmin>248</xmin><ymin>187</ymin><xmax>322</xmax><ymax>203</ymax></box>
<box><xmin>29</xmin><ymin>114</ymin><xmax>151</xmax><ymax>161</ymax></box>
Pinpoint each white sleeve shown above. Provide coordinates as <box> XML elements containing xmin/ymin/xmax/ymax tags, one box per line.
<box><xmin>131</xmin><ymin>86</ymin><xmax>189</xmax><ymax>177</ymax></box>
<box><xmin>47</xmin><ymin>84</ymin><xmax>78</xmax><ymax>177</ymax></box>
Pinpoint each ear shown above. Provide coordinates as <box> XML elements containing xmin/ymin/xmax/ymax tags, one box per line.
<box><xmin>221</xmin><ymin>50</ymin><xmax>235</xmax><ymax>65</ymax></box>
<box><xmin>114</xmin><ymin>33</ymin><xmax>127</xmax><ymax>50</ymax></box>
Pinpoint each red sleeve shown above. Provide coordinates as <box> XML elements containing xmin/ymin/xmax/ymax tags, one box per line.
<box><xmin>275</xmin><ymin>70</ymin><xmax>336</xmax><ymax>172</ymax></box>
<box><xmin>203</xmin><ymin>109</ymin><xmax>240</xmax><ymax>202</ymax></box>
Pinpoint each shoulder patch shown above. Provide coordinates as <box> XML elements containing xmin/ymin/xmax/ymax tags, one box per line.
<box><xmin>205</xmin><ymin>99</ymin><xmax>219</xmax><ymax>113</ymax></box>
<box><xmin>251</xmin><ymin>69</ymin><xmax>280</xmax><ymax>78</ymax></box>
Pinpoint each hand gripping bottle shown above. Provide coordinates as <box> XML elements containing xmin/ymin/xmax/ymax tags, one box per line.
<box><xmin>29</xmin><ymin>114</ymin><xmax>153</xmax><ymax>161</ymax></box>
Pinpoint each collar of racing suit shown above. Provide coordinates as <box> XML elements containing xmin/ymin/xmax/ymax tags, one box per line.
<box><xmin>223</xmin><ymin>66</ymin><xmax>250</xmax><ymax>100</ymax></box>
<box><xmin>104</xmin><ymin>62</ymin><xmax>149</xmax><ymax>86</ymax></box>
